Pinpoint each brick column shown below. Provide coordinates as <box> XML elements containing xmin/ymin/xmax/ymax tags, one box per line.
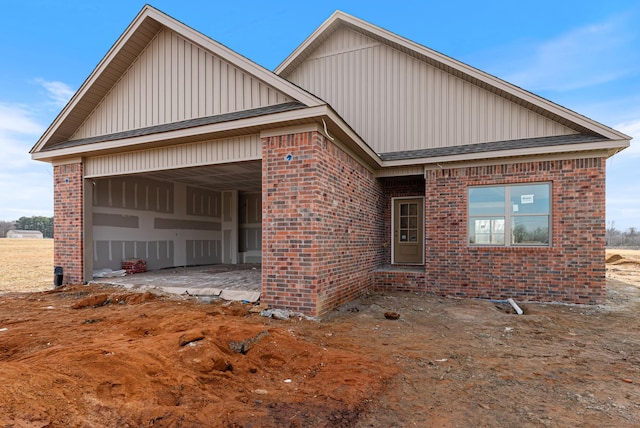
<box><xmin>53</xmin><ymin>162</ymin><xmax>84</xmax><ymax>285</ymax></box>
<box><xmin>262</xmin><ymin>132</ymin><xmax>320</xmax><ymax>314</ymax></box>
<box><xmin>262</xmin><ymin>130</ymin><xmax>385</xmax><ymax>317</ymax></box>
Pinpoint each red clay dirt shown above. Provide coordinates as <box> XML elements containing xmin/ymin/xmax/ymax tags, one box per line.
<box><xmin>1</xmin><ymin>253</ymin><xmax>640</xmax><ymax>427</ymax></box>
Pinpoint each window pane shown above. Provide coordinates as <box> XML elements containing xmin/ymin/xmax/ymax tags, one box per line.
<box><xmin>510</xmin><ymin>184</ymin><xmax>550</xmax><ymax>215</ymax></box>
<box><xmin>469</xmin><ymin>187</ymin><xmax>505</xmax><ymax>215</ymax></box>
<box><xmin>511</xmin><ymin>216</ymin><xmax>549</xmax><ymax>244</ymax></box>
<box><xmin>469</xmin><ymin>217</ymin><xmax>505</xmax><ymax>245</ymax></box>
<box><xmin>409</xmin><ymin>203</ymin><xmax>418</xmax><ymax>215</ymax></box>
<box><xmin>400</xmin><ymin>217</ymin><xmax>408</xmax><ymax>228</ymax></box>
<box><xmin>401</xmin><ymin>204</ymin><xmax>408</xmax><ymax>215</ymax></box>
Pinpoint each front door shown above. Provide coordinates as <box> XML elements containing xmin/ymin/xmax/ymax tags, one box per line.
<box><xmin>393</xmin><ymin>198</ymin><xmax>424</xmax><ymax>264</ymax></box>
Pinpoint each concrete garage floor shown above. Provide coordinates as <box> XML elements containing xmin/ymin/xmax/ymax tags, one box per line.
<box><xmin>92</xmin><ymin>264</ymin><xmax>262</xmax><ymax>303</ymax></box>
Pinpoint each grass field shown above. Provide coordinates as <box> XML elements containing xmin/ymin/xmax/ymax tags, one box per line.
<box><xmin>0</xmin><ymin>238</ymin><xmax>53</xmax><ymax>293</ymax></box>
<box><xmin>0</xmin><ymin>240</ymin><xmax>637</xmax><ymax>294</ymax></box>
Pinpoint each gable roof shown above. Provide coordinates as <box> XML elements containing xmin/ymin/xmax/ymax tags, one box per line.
<box><xmin>276</xmin><ymin>11</ymin><xmax>631</xmax><ymax>147</ymax></box>
<box><xmin>40</xmin><ymin>102</ymin><xmax>306</xmax><ymax>152</ymax></box>
<box><xmin>31</xmin><ymin>5</ymin><xmax>325</xmax><ymax>155</ymax></box>
<box><xmin>31</xmin><ymin>7</ymin><xmax>630</xmax><ymax>170</ymax></box>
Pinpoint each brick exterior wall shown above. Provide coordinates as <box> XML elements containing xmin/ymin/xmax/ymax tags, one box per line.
<box><xmin>53</xmin><ymin>162</ymin><xmax>84</xmax><ymax>285</ymax></box>
<box><xmin>375</xmin><ymin>157</ymin><xmax>607</xmax><ymax>304</ymax></box>
<box><xmin>262</xmin><ymin>130</ymin><xmax>385</xmax><ymax>316</ymax></box>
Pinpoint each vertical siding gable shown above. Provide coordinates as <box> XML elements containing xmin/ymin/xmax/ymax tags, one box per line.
<box><xmin>84</xmin><ymin>135</ymin><xmax>262</xmax><ymax>177</ymax></box>
<box><xmin>72</xmin><ymin>28</ymin><xmax>292</xmax><ymax>140</ymax></box>
<box><xmin>287</xmin><ymin>27</ymin><xmax>577</xmax><ymax>154</ymax></box>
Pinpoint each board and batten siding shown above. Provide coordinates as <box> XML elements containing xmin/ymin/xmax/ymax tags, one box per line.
<box><xmin>85</xmin><ymin>135</ymin><xmax>261</xmax><ymax>177</ymax></box>
<box><xmin>72</xmin><ymin>27</ymin><xmax>292</xmax><ymax>140</ymax></box>
<box><xmin>286</xmin><ymin>26</ymin><xmax>577</xmax><ymax>154</ymax></box>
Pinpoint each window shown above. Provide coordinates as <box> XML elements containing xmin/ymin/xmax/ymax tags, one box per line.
<box><xmin>399</xmin><ymin>202</ymin><xmax>419</xmax><ymax>242</ymax></box>
<box><xmin>468</xmin><ymin>183</ymin><xmax>550</xmax><ymax>246</ymax></box>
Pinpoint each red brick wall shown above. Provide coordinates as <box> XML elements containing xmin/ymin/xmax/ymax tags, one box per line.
<box><xmin>376</xmin><ymin>157</ymin><xmax>607</xmax><ymax>304</ymax></box>
<box><xmin>262</xmin><ymin>130</ymin><xmax>385</xmax><ymax>316</ymax></box>
<box><xmin>53</xmin><ymin>162</ymin><xmax>84</xmax><ymax>285</ymax></box>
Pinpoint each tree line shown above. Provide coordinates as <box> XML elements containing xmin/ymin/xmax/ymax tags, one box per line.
<box><xmin>1</xmin><ymin>216</ymin><xmax>638</xmax><ymax>246</ymax></box>
<box><xmin>607</xmin><ymin>222</ymin><xmax>640</xmax><ymax>248</ymax></box>
<box><xmin>0</xmin><ymin>216</ymin><xmax>54</xmax><ymax>238</ymax></box>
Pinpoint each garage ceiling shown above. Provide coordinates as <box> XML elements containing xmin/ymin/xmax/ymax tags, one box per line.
<box><xmin>141</xmin><ymin>160</ymin><xmax>262</xmax><ymax>193</ymax></box>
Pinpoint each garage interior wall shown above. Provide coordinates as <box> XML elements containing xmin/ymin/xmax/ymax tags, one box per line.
<box><xmin>90</xmin><ymin>176</ymin><xmax>263</xmax><ymax>271</ymax></box>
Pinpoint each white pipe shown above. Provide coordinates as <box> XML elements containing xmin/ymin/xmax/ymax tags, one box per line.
<box><xmin>507</xmin><ymin>298</ymin><xmax>523</xmax><ymax>315</ymax></box>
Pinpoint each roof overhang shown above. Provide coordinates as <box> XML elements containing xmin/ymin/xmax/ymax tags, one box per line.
<box><xmin>277</xmin><ymin>11</ymin><xmax>632</xmax><ymax>143</ymax></box>
<box><xmin>31</xmin><ymin>5</ymin><xmax>325</xmax><ymax>155</ymax></box>
<box><xmin>32</xmin><ymin>7</ymin><xmax>632</xmax><ymax>173</ymax></box>
<box><xmin>380</xmin><ymin>139</ymin><xmax>629</xmax><ymax>169</ymax></box>
<box><xmin>32</xmin><ymin>104</ymin><xmax>384</xmax><ymax>169</ymax></box>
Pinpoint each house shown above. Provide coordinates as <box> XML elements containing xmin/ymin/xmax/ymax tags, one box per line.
<box><xmin>6</xmin><ymin>230</ymin><xmax>44</xmax><ymax>239</ymax></box>
<box><xmin>30</xmin><ymin>6</ymin><xmax>630</xmax><ymax>316</ymax></box>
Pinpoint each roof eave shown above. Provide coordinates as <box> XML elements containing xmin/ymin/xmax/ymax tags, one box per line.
<box><xmin>275</xmin><ymin>11</ymin><xmax>631</xmax><ymax>142</ymax></box>
<box><xmin>380</xmin><ymin>139</ymin><xmax>630</xmax><ymax>168</ymax></box>
<box><xmin>31</xmin><ymin>5</ymin><xmax>159</xmax><ymax>154</ymax></box>
<box><xmin>275</xmin><ymin>10</ymin><xmax>345</xmax><ymax>76</ymax></box>
<box><xmin>32</xmin><ymin>5</ymin><xmax>325</xmax><ymax>155</ymax></box>
<box><xmin>31</xmin><ymin>105</ymin><xmax>326</xmax><ymax>162</ymax></box>
<box><xmin>31</xmin><ymin>104</ymin><xmax>385</xmax><ymax>169</ymax></box>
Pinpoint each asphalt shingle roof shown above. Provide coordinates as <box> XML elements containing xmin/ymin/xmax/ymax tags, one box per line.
<box><xmin>43</xmin><ymin>101</ymin><xmax>307</xmax><ymax>151</ymax></box>
<box><xmin>378</xmin><ymin>134</ymin><xmax>607</xmax><ymax>161</ymax></box>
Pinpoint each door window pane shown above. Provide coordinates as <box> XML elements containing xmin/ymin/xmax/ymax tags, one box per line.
<box><xmin>399</xmin><ymin>202</ymin><xmax>419</xmax><ymax>243</ymax></box>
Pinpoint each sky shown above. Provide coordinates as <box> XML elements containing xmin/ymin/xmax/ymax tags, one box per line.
<box><xmin>0</xmin><ymin>0</ymin><xmax>638</xmax><ymax>230</ymax></box>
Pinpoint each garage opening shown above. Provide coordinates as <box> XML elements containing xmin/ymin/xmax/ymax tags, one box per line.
<box><xmin>86</xmin><ymin>160</ymin><xmax>262</xmax><ymax>299</ymax></box>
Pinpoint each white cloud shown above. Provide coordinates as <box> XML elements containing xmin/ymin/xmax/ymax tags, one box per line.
<box><xmin>607</xmin><ymin>153</ymin><xmax>640</xmax><ymax>230</ymax></box>
<box><xmin>501</xmin><ymin>14</ymin><xmax>638</xmax><ymax>92</ymax></box>
<box><xmin>614</xmin><ymin>118</ymin><xmax>640</xmax><ymax>157</ymax></box>
<box><xmin>0</xmin><ymin>103</ymin><xmax>43</xmax><ymax>136</ymax></box>
<box><xmin>36</xmin><ymin>79</ymin><xmax>74</xmax><ymax>108</ymax></box>
<box><xmin>0</xmin><ymin>102</ymin><xmax>52</xmax><ymax>220</ymax></box>
<box><xmin>0</xmin><ymin>103</ymin><xmax>45</xmax><ymax>170</ymax></box>
<box><xmin>0</xmin><ymin>169</ymin><xmax>53</xmax><ymax>221</ymax></box>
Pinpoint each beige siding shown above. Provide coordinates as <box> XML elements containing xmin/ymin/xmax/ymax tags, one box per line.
<box><xmin>72</xmin><ymin>28</ymin><xmax>291</xmax><ymax>140</ymax></box>
<box><xmin>85</xmin><ymin>135</ymin><xmax>261</xmax><ymax>177</ymax></box>
<box><xmin>287</xmin><ymin>27</ymin><xmax>576</xmax><ymax>154</ymax></box>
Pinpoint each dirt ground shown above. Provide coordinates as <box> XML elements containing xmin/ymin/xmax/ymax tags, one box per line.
<box><xmin>0</xmin><ymin>250</ymin><xmax>639</xmax><ymax>427</ymax></box>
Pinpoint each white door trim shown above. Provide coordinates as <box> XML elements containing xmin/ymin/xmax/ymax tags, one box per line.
<box><xmin>391</xmin><ymin>196</ymin><xmax>425</xmax><ymax>265</ymax></box>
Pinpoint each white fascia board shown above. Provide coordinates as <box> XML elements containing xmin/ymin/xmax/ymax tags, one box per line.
<box><xmin>340</xmin><ymin>13</ymin><xmax>631</xmax><ymax>141</ymax></box>
<box><xmin>381</xmin><ymin>139</ymin><xmax>630</xmax><ymax>168</ymax></box>
<box><xmin>31</xmin><ymin>105</ymin><xmax>330</xmax><ymax>161</ymax></box>
<box><xmin>32</xmin><ymin>6</ymin><xmax>324</xmax><ymax>155</ymax></box>
<box><xmin>31</xmin><ymin>6</ymin><xmax>155</xmax><ymax>154</ymax></box>
<box><xmin>33</xmin><ymin>104</ymin><xmax>386</xmax><ymax>170</ymax></box>
<box><xmin>324</xmin><ymin>108</ymin><xmax>382</xmax><ymax>167</ymax></box>
<box><xmin>275</xmin><ymin>10</ymin><xmax>343</xmax><ymax>75</ymax></box>
<box><xmin>277</xmin><ymin>10</ymin><xmax>631</xmax><ymax>142</ymax></box>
